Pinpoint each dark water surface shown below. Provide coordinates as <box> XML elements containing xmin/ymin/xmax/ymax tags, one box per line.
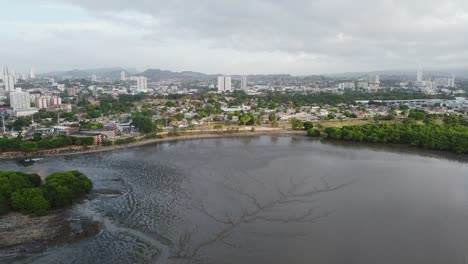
<box><xmin>1</xmin><ymin>135</ymin><xmax>468</xmax><ymax>264</ymax></box>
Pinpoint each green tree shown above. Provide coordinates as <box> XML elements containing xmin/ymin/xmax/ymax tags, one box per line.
<box><xmin>290</xmin><ymin>118</ymin><xmax>304</xmax><ymax>130</ymax></box>
<box><xmin>0</xmin><ymin>193</ymin><xmax>9</xmax><ymax>215</ymax></box>
<box><xmin>239</xmin><ymin>115</ymin><xmax>251</xmax><ymax>126</ymax></box>
<box><xmin>11</xmin><ymin>188</ymin><xmax>50</xmax><ymax>216</ymax></box>
<box><xmin>44</xmin><ymin>171</ymin><xmax>93</xmax><ymax>208</ymax></box>
<box><xmin>303</xmin><ymin>121</ymin><xmax>314</xmax><ymax>130</ymax></box>
<box><xmin>131</xmin><ymin>114</ymin><xmax>156</xmax><ymax>134</ymax></box>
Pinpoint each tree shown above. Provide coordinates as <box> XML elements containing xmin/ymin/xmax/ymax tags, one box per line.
<box><xmin>290</xmin><ymin>118</ymin><xmax>304</xmax><ymax>130</ymax></box>
<box><xmin>131</xmin><ymin>114</ymin><xmax>156</xmax><ymax>134</ymax></box>
<box><xmin>307</xmin><ymin>128</ymin><xmax>320</xmax><ymax>137</ymax></box>
<box><xmin>239</xmin><ymin>115</ymin><xmax>251</xmax><ymax>126</ymax></box>
<box><xmin>0</xmin><ymin>171</ymin><xmax>34</xmax><ymax>200</ymax></box>
<box><xmin>0</xmin><ymin>193</ymin><xmax>8</xmax><ymax>215</ymax></box>
<box><xmin>303</xmin><ymin>121</ymin><xmax>314</xmax><ymax>131</ymax></box>
<box><xmin>11</xmin><ymin>188</ymin><xmax>50</xmax><ymax>216</ymax></box>
<box><xmin>44</xmin><ymin>171</ymin><xmax>93</xmax><ymax>208</ymax></box>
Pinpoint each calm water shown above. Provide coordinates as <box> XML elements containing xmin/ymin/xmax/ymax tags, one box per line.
<box><xmin>1</xmin><ymin>135</ymin><xmax>468</xmax><ymax>264</ymax></box>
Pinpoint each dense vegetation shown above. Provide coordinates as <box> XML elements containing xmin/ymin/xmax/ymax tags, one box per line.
<box><xmin>308</xmin><ymin>119</ymin><xmax>468</xmax><ymax>154</ymax></box>
<box><xmin>0</xmin><ymin>135</ymin><xmax>95</xmax><ymax>152</ymax></box>
<box><xmin>232</xmin><ymin>90</ymin><xmax>454</xmax><ymax>108</ymax></box>
<box><xmin>0</xmin><ymin>170</ymin><xmax>92</xmax><ymax>216</ymax></box>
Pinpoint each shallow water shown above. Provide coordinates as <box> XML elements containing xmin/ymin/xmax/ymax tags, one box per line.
<box><xmin>1</xmin><ymin>135</ymin><xmax>468</xmax><ymax>264</ymax></box>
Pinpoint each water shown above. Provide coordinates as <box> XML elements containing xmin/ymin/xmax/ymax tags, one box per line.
<box><xmin>1</xmin><ymin>135</ymin><xmax>468</xmax><ymax>264</ymax></box>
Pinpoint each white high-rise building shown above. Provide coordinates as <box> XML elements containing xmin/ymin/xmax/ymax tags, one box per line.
<box><xmin>120</xmin><ymin>71</ymin><xmax>126</xmax><ymax>81</ymax></box>
<box><xmin>225</xmin><ymin>76</ymin><xmax>232</xmax><ymax>91</ymax></box>
<box><xmin>217</xmin><ymin>76</ymin><xmax>232</xmax><ymax>92</ymax></box>
<box><xmin>217</xmin><ymin>76</ymin><xmax>225</xmax><ymax>92</ymax></box>
<box><xmin>91</xmin><ymin>75</ymin><xmax>97</xmax><ymax>82</ymax></box>
<box><xmin>241</xmin><ymin>75</ymin><xmax>248</xmax><ymax>90</ymax></box>
<box><xmin>1</xmin><ymin>66</ymin><xmax>8</xmax><ymax>82</ymax></box>
<box><xmin>451</xmin><ymin>74</ymin><xmax>455</xmax><ymax>87</ymax></box>
<box><xmin>4</xmin><ymin>74</ymin><xmax>15</xmax><ymax>92</ymax></box>
<box><xmin>417</xmin><ymin>68</ymin><xmax>423</xmax><ymax>82</ymax></box>
<box><xmin>136</xmin><ymin>76</ymin><xmax>147</xmax><ymax>92</ymax></box>
<box><xmin>9</xmin><ymin>88</ymin><xmax>31</xmax><ymax>110</ymax></box>
<box><xmin>29</xmin><ymin>67</ymin><xmax>35</xmax><ymax>79</ymax></box>
<box><xmin>368</xmin><ymin>75</ymin><xmax>380</xmax><ymax>85</ymax></box>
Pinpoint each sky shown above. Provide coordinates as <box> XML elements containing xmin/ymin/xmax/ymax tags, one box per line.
<box><xmin>1</xmin><ymin>0</ymin><xmax>468</xmax><ymax>75</ymax></box>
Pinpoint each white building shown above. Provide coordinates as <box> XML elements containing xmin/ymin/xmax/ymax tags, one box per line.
<box><xmin>136</xmin><ymin>76</ymin><xmax>147</xmax><ymax>92</ymax></box>
<box><xmin>357</xmin><ymin>81</ymin><xmax>369</xmax><ymax>89</ymax></box>
<box><xmin>217</xmin><ymin>76</ymin><xmax>232</xmax><ymax>92</ymax></box>
<box><xmin>434</xmin><ymin>76</ymin><xmax>455</xmax><ymax>88</ymax></box>
<box><xmin>368</xmin><ymin>75</ymin><xmax>380</xmax><ymax>85</ymax></box>
<box><xmin>1</xmin><ymin>66</ymin><xmax>9</xmax><ymax>80</ymax></box>
<box><xmin>10</xmin><ymin>88</ymin><xmax>32</xmax><ymax>110</ymax></box>
<box><xmin>29</xmin><ymin>67</ymin><xmax>35</xmax><ymax>79</ymax></box>
<box><xmin>217</xmin><ymin>76</ymin><xmax>225</xmax><ymax>91</ymax></box>
<box><xmin>120</xmin><ymin>71</ymin><xmax>126</xmax><ymax>81</ymax></box>
<box><xmin>129</xmin><ymin>76</ymin><xmax>148</xmax><ymax>92</ymax></box>
<box><xmin>91</xmin><ymin>75</ymin><xmax>97</xmax><ymax>82</ymax></box>
<box><xmin>241</xmin><ymin>75</ymin><xmax>248</xmax><ymax>90</ymax></box>
<box><xmin>417</xmin><ymin>68</ymin><xmax>423</xmax><ymax>82</ymax></box>
<box><xmin>338</xmin><ymin>82</ymin><xmax>355</xmax><ymax>90</ymax></box>
<box><xmin>4</xmin><ymin>74</ymin><xmax>15</xmax><ymax>92</ymax></box>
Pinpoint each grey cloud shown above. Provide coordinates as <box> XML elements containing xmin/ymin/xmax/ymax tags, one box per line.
<box><xmin>9</xmin><ymin>0</ymin><xmax>468</xmax><ymax>73</ymax></box>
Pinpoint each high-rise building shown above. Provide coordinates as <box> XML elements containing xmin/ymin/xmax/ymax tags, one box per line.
<box><xmin>217</xmin><ymin>76</ymin><xmax>232</xmax><ymax>92</ymax></box>
<box><xmin>241</xmin><ymin>75</ymin><xmax>248</xmax><ymax>90</ymax></box>
<box><xmin>451</xmin><ymin>74</ymin><xmax>455</xmax><ymax>87</ymax></box>
<box><xmin>4</xmin><ymin>74</ymin><xmax>15</xmax><ymax>92</ymax></box>
<box><xmin>29</xmin><ymin>67</ymin><xmax>35</xmax><ymax>79</ymax></box>
<box><xmin>217</xmin><ymin>76</ymin><xmax>225</xmax><ymax>92</ymax></box>
<box><xmin>35</xmin><ymin>96</ymin><xmax>49</xmax><ymax>109</ymax></box>
<box><xmin>130</xmin><ymin>76</ymin><xmax>148</xmax><ymax>92</ymax></box>
<box><xmin>9</xmin><ymin>88</ymin><xmax>31</xmax><ymax>110</ymax></box>
<box><xmin>91</xmin><ymin>75</ymin><xmax>97</xmax><ymax>82</ymax></box>
<box><xmin>225</xmin><ymin>76</ymin><xmax>232</xmax><ymax>91</ymax></box>
<box><xmin>368</xmin><ymin>75</ymin><xmax>380</xmax><ymax>85</ymax></box>
<box><xmin>121</xmin><ymin>71</ymin><xmax>126</xmax><ymax>81</ymax></box>
<box><xmin>1</xmin><ymin>66</ymin><xmax>9</xmax><ymax>82</ymax></box>
<box><xmin>417</xmin><ymin>68</ymin><xmax>423</xmax><ymax>82</ymax></box>
<box><xmin>49</xmin><ymin>96</ymin><xmax>62</xmax><ymax>106</ymax></box>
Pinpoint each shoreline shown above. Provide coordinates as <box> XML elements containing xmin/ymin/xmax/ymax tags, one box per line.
<box><xmin>0</xmin><ymin>129</ymin><xmax>306</xmax><ymax>160</ymax></box>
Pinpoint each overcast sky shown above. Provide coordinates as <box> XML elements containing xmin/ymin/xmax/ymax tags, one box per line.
<box><xmin>2</xmin><ymin>0</ymin><xmax>468</xmax><ymax>75</ymax></box>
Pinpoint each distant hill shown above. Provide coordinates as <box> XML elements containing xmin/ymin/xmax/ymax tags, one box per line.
<box><xmin>42</xmin><ymin>67</ymin><xmax>127</xmax><ymax>79</ymax></box>
<box><xmin>141</xmin><ymin>69</ymin><xmax>215</xmax><ymax>81</ymax></box>
<box><xmin>326</xmin><ymin>69</ymin><xmax>468</xmax><ymax>79</ymax></box>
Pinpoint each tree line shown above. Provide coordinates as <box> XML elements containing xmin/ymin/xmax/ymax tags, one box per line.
<box><xmin>308</xmin><ymin>122</ymin><xmax>468</xmax><ymax>154</ymax></box>
<box><xmin>0</xmin><ymin>134</ymin><xmax>95</xmax><ymax>152</ymax></box>
<box><xmin>0</xmin><ymin>170</ymin><xmax>93</xmax><ymax>216</ymax></box>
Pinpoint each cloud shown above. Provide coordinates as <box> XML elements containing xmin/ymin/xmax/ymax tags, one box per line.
<box><xmin>3</xmin><ymin>0</ymin><xmax>468</xmax><ymax>74</ymax></box>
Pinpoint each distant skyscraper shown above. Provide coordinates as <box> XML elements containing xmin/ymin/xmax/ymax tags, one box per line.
<box><xmin>136</xmin><ymin>76</ymin><xmax>147</xmax><ymax>92</ymax></box>
<box><xmin>120</xmin><ymin>71</ymin><xmax>126</xmax><ymax>81</ymax></box>
<box><xmin>241</xmin><ymin>76</ymin><xmax>248</xmax><ymax>90</ymax></box>
<box><xmin>91</xmin><ymin>75</ymin><xmax>97</xmax><ymax>82</ymax></box>
<box><xmin>368</xmin><ymin>75</ymin><xmax>380</xmax><ymax>85</ymax></box>
<box><xmin>4</xmin><ymin>74</ymin><xmax>15</xmax><ymax>92</ymax></box>
<box><xmin>217</xmin><ymin>76</ymin><xmax>225</xmax><ymax>92</ymax></box>
<box><xmin>451</xmin><ymin>74</ymin><xmax>455</xmax><ymax>87</ymax></box>
<box><xmin>1</xmin><ymin>66</ymin><xmax>8</xmax><ymax>81</ymax></box>
<box><xmin>417</xmin><ymin>68</ymin><xmax>423</xmax><ymax>82</ymax></box>
<box><xmin>224</xmin><ymin>76</ymin><xmax>232</xmax><ymax>91</ymax></box>
<box><xmin>29</xmin><ymin>67</ymin><xmax>35</xmax><ymax>79</ymax></box>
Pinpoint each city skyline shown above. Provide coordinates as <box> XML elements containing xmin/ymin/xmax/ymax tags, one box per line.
<box><xmin>2</xmin><ymin>0</ymin><xmax>468</xmax><ymax>75</ymax></box>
